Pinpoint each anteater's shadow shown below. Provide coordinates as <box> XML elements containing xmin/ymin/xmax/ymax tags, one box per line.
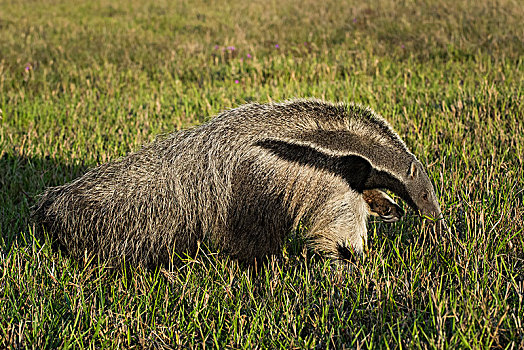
<box><xmin>0</xmin><ymin>152</ymin><xmax>89</xmax><ymax>247</ymax></box>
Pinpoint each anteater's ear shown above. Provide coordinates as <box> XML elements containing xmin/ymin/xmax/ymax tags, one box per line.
<box><xmin>408</xmin><ymin>162</ymin><xmax>418</xmax><ymax>180</ymax></box>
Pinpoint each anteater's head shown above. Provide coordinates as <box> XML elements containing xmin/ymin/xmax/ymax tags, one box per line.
<box><xmin>402</xmin><ymin>160</ymin><xmax>447</xmax><ymax>234</ymax></box>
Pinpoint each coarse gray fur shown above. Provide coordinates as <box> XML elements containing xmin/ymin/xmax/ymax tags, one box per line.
<box><xmin>32</xmin><ymin>99</ymin><xmax>445</xmax><ymax>266</ymax></box>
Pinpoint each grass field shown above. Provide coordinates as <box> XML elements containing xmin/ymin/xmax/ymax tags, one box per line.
<box><xmin>1</xmin><ymin>0</ymin><xmax>523</xmax><ymax>348</ymax></box>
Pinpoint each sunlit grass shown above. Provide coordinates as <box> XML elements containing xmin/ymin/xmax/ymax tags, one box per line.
<box><xmin>1</xmin><ymin>0</ymin><xmax>523</xmax><ymax>348</ymax></box>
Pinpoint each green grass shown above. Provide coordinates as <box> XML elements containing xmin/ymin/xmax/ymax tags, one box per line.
<box><xmin>1</xmin><ymin>0</ymin><xmax>523</xmax><ymax>348</ymax></box>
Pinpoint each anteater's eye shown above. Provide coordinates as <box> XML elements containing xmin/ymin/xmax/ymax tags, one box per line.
<box><xmin>422</xmin><ymin>193</ymin><xmax>429</xmax><ymax>201</ymax></box>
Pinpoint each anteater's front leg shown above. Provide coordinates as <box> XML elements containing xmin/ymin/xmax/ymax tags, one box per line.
<box><xmin>306</xmin><ymin>191</ymin><xmax>370</xmax><ymax>258</ymax></box>
<box><xmin>363</xmin><ymin>189</ymin><xmax>404</xmax><ymax>223</ymax></box>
